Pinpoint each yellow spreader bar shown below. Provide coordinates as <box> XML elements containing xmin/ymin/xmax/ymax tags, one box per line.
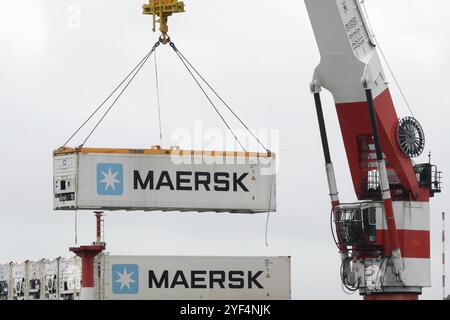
<box><xmin>142</xmin><ymin>0</ymin><xmax>185</xmax><ymax>43</ymax></box>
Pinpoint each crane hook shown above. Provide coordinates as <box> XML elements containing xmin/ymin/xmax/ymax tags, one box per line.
<box><xmin>142</xmin><ymin>0</ymin><xmax>185</xmax><ymax>45</ymax></box>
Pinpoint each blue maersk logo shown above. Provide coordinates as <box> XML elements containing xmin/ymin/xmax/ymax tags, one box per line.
<box><xmin>97</xmin><ymin>163</ymin><xmax>123</xmax><ymax>196</ymax></box>
<box><xmin>112</xmin><ymin>264</ymin><xmax>139</xmax><ymax>294</ymax></box>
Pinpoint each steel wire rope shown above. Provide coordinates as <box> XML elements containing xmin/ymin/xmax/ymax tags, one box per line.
<box><xmin>265</xmin><ymin>176</ymin><xmax>274</xmax><ymax>247</ymax></box>
<box><xmin>330</xmin><ymin>208</ymin><xmax>344</xmax><ymax>251</ymax></box>
<box><xmin>80</xmin><ymin>42</ymin><xmax>160</xmax><ymax>147</ymax></box>
<box><xmin>75</xmin><ymin>210</ymin><xmax>78</xmax><ymax>246</ymax></box>
<box><xmin>171</xmin><ymin>43</ymin><xmax>271</xmax><ymax>154</ymax></box>
<box><xmin>360</xmin><ymin>0</ymin><xmax>415</xmax><ymax>118</ymax></box>
<box><xmin>340</xmin><ymin>257</ymin><xmax>359</xmax><ymax>294</ymax></box>
<box><xmin>154</xmin><ymin>50</ymin><xmax>164</xmax><ymax>147</ymax></box>
<box><xmin>264</xmin><ymin>211</ymin><xmax>271</xmax><ymax>248</ymax></box>
<box><xmin>62</xmin><ymin>43</ymin><xmax>160</xmax><ymax>147</ymax></box>
<box><xmin>169</xmin><ymin>41</ymin><xmax>246</xmax><ymax>152</ymax></box>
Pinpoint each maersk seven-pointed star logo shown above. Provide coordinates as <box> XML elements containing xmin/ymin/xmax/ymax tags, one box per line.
<box><xmin>112</xmin><ymin>264</ymin><xmax>139</xmax><ymax>294</ymax></box>
<box><xmin>97</xmin><ymin>163</ymin><xmax>123</xmax><ymax>196</ymax></box>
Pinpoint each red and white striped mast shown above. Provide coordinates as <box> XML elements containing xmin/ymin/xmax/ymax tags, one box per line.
<box><xmin>305</xmin><ymin>0</ymin><xmax>441</xmax><ymax>300</ymax></box>
<box><xmin>70</xmin><ymin>212</ymin><xmax>105</xmax><ymax>300</ymax></box>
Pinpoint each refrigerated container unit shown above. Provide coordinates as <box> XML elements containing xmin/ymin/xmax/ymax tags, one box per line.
<box><xmin>1</xmin><ymin>255</ymin><xmax>290</xmax><ymax>300</ymax></box>
<box><xmin>27</xmin><ymin>260</ymin><xmax>43</xmax><ymax>300</ymax></box>
<box><xmin>53</xmin><ymin>147</ymin><xmax>277</xmax><ymax>213</ymax></box>
<box><xmin>0</xmin><ymin>263</ymin><xmax>11</xmax><ymax>300</ymax></box>
<box><xmin>11</xmin><ymin>263</ymin><xmax>25</xmax><ymax>300</ymax></box>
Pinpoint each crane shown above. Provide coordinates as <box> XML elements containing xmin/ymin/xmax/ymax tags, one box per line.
<box><xmin>305</xmin><ymin>0</ymin><xmax>442</xmax><ymax>300</ymax></box>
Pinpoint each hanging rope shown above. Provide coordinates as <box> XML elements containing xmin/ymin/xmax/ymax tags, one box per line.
<box><xmin>80</xmin><ymin>41</ymin><xmax>160</xmax><ymax>147</ymax></box>
<box><xmin>62</xmin><ymin>41</ymin><xmax>160</xmax><ymax>147</ymax></box>
<box><xmin>170</xmin><ymin>41</ymin><xmax>271</xmax><ymax>153</ymax></box>
<box><xmin>265</xmin><ymin>212</ymin><xmax>271</xmax><ymax>247</ymax></box>
<box><xmin>265</xmin><ymin>177</ymin><xmax>274</xmax><ymax>247</ymax></box>
<box><xmin>62</xmin><ymin>37</ymin><xmax>271</xmax><ymax>153</ymax></box>
<box><xmin>361</xmin><ymin>1</ymin><xmax>415</xmax><ymax>118</ymax></box>
<box><xmin>169</xmin><ymin>41</ymin><xmax>247</xmax><ymax>152</ymax></box>
<box><xmin>74</xmin><ymin>210</ymin><xmax>78</xmax><ymax>246</ymax></box>
<box><xmin>154</xmin><ymin>50</ymin><xmax>164</xmax><ymax>147</ymax></box>
<box><xmin>63</xmin><ymin>42</ymin><xmax>160</xmax><ymax>147</ymax></box>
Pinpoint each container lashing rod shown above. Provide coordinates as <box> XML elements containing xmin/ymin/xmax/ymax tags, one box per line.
<box><xmin>143</xmin><ymin>0</ymin><xmax>185</xmax><ymax>44</ymax></box>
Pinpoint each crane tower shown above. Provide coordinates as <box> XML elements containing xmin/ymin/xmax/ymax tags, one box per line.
<box><xmin>305</xmin><ymin>0</ymin><xmax>442</xmax><ymax>300</ymax></box>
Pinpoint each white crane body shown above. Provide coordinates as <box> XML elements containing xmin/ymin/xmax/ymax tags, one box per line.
<box><xmin>305</xmin><ymin>0</ymin><xmax>441</xmax><ymax>299</ymax></box>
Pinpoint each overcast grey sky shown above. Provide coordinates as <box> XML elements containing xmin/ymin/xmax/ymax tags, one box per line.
<box><xmin>1</xmin><ymin>0</ymin><xmax>449</xmax><ymax>300</ymax></box>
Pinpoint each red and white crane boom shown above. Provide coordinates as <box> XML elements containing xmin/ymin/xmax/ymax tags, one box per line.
<box><xmin>305</xmin><ymin>0</ymin><xmax>441</xmax><ymax>300</ymax></box>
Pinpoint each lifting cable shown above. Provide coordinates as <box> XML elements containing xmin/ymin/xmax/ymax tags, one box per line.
<box><xmin>63</xmin><ymin>38</ymin><xmax>271</xmax><ymax>153</ymax></box>
<box><xmin>265</xmin><ymin>182</ymin><xmax>273</xmax><ymax>247</ymax></box>
<box><xmin>154</xmin><ymin>50</ymin><xmax>164</xmax><ymax>147</ymax></box>
<box><xmin>360</xmin><ymin>1</ymin><xmax>415</xmax><ymax>118</ymax></box>
<box><xmin>62</xmin><ymin>40</ymin><xmax>161</xmax><ymax>148</ymax></box>
<box><xmin>169</xmin><ymin>40</ymin><xmax>271</xmax><ymax>154</ymax></box>
<box><xmin>74</xmin><ymin>210</ymin><xmax>78</xmax><ymax>246</ymax></box>
<box><xmin>81</xmin><ymin>41</ymin><xmax>160</xmax><ymax>147</ymax></box>
<box><xmin>169</xmin><ymin>41</ymin><xmax>246</xmax><ymax>152</ymax></box>
<box><xmin>265</xmin><ymin>212</ymin><xmax>271</xmax><ymax>247</ymax></box>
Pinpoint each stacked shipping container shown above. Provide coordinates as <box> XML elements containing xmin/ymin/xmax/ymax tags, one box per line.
<box><xmin>0</xmin><ymin>255</ymin><xmax>290</xmax><ymax>300</ymax></box>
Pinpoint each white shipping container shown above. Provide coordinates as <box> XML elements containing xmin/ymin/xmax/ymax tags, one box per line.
<box><xmin>100</xmin><ymin>255</ymin><xmax>291</xmax><ymax>300</ymax></box>
<box><xmin>38</xmin><ymin>257</ymin><xmax>82</xmax><ymax>300</ymax></box>
<box><xmin>0</xmin><ymin>264</ymin><xmax>10</xmax><ymax>300</ymax></box>
<box><xmin>59</xmin><ymin>257</ymin><xmax>82</xmax><ymax>299</ymax></box>
<box><xmin>11</xmin><ymin>263</ymin><xmax>25</xmax><ymax>300</ymax></box>
<box><xmin>1</xmin><ymin>255</ymin><xmax>290</xmax><ymax>300</ymax></box>
<box><xmin>0</xmin><ymin>264</ymin><xmax>9</xmax><ymax>282</ymax></box>
<box><xmin>43</xmin><ymin>259</ymin><xmax>59</xmax><ymax>300</ymax></box>
<box><xmin>53</xmin><ymin>148</ymin><xmax>276</xmax><ymax>213</ymax></box>
<box><xmin>26</xmin><ymin>260</ymin><xmax>42</xmax><ymax>300</ymax></box>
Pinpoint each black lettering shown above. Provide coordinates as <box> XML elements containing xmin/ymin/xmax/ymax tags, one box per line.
<box><xmin>191</xmin><ymin>271</ymin><xmax>207</xmax><ymax>289</ymax></box>
<box><xmin>176</xmin><ymin>171</ymin><xmax>192</xmax><ymax>191</ymax></box>
<box><xmin>134</xmin><ymin>171</ymin><xmax>250</xmax><ymax>192</ymax></box>
<box><xmin>233</xmin><ymin>173</ymin><xmax>249</xmax><ymax>192</ymax></box>
<box><xmin>342</xmin><ymin>1</ymin><xmax>348</xmax><ymax>14</ymax></box>
<box><xmin>148</xmin><ymin>270</ymin><xmax>168</xmax><ymax>288</ymax></box>
<box><xmin>248</xmin><ymin>271</ymin><xmax>263</xmax><ymax>289</ymax></box>
<box><xmin>345</xmin><ymin>17</ymin><xmax>358</xmax><ymax>33</ymax></box>
<box><xmin>170</xmin><ymin>270</ymin><xmax>189</xmax><ymax>288</ymax></box>
<box><xmin>214</xmin><ymin>173</ymin><xmax>230</xmax><ymax>192</ymax></box>
<box><xmin>134</xmin><ymin>170</ymin><xmax>153</xmax><ymax>190</ymax></box>
<box><xmin>156</xmin><ymin>171</ymin><xmax>175</xmax><ymax>190</ymax></box>
<box><xmin>349</xmin><ymin>28</ymin><xmax>365</xmax><ymax>50</ymax></box>
<box><xmin>228</xmin><ymin>271</ymin><xmax>244</xmax><ymax>289</ymax></box>
<box><xmin>209</xmin><ymin>271</ymin><xmax>225</xmax><ymax>288</ymax></box>
<box><xmin>195</xmin><ymin>172</ymin><xmax>211</xmax><ymax>191</ymax></box>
